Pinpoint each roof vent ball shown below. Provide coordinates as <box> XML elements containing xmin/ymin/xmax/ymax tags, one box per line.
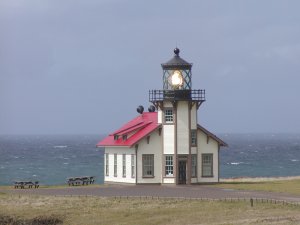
<box><xmin>148</xmin><ymin>105</ymin><xmax>155</xmax><ymax>112</ymax></box>
<box><xmin>137</xmin><ymin>105</ymin><xmax>144</xmax><ymax>114</ymax></box>
<box><xmin>174</xmin><ymin>47</ymin><xmax>180</xmax><ymax>56</ymax></box>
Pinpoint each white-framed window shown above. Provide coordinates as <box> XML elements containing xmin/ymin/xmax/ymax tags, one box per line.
<box><xmin>131</xmin><ymin>154</ymin><xmax>135</xmax><ymax>178</ymax></box>
<box><xmin>165</xmin><ymin>155</ymin><xmax>173</xmax><ymax>177</ymax></box>
<box><xmin>202</xmin><ymin>154</ymin><xmax>213</xmax><ymax>177</ymax></box>
<box><xmin>142</xmin><ymin>154</ymin><xmax>154</xmax><ymax>177</ymax></box>
<box><xmin>114</xmin><ymin>154</ymin><xmax>117</xmax><ymax>177</ymax></box>
<box><xmin>105</xmin><ymin>153</ymin><xmax>109</xmax><ymax>176</ymax></box>
<box><xmin>191</xmin><ymin>130</ymin><xmax>197</xmax><ymax>146</ymax></box>
<box><xmin>122</xmin><ymin>154</ymin><xmax>126</xmax><ymax>177</ymax></box>
<box><xmin>191</xmin><ymin>154</ymin><xmax>197</xmax><ymax>177</ymax></box>
<box><xmin>164</xmin><ymin>109</ymin><xmax>173</xmax><ymax>123</ymax></box>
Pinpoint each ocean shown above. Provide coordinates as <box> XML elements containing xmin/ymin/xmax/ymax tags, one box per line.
<box><xmin>0</xmin><ymin>134</ymin><xmax>300</xmax><ymax>186</ymax></box>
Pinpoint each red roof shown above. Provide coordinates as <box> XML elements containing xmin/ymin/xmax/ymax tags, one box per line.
<box><xmin>97</xmin><ymin>112</ymin><xmax>160</xmax><ymax>147</ymax></box>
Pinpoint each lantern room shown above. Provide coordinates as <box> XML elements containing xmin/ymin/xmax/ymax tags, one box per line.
<box><xmin>149</xmin><ymin>48</ymin><xmax>205</xmax><ymax>107</ymax></box>
<box><xmin>162</xmin><ymin>47</ymin><xmax>192</xmax><ymax>90</ymax></box>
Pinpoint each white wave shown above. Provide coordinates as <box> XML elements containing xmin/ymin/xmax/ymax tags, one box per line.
<box><xmin>53</xmin><ymin>145</ymin><xmax>68</xmax><ymax>148</ymax></box>
<box><xmin>32</xmin><ymin>174</ymin><xmax>37</xmax><ymax>177</ymax></box>
<box><xmin>63</xmin><ymin>162</ymin><xmax>69</xmax><ymax>165</ymax></box>
<box><xmin>290</xmin><ymin>159</ymin><xmax>299</xmax><ymax>162</ymax></box>
<box><xmin>230</xmin><ymin>162</ymin><xmax>244</xmax><ymax>165</ymax></box>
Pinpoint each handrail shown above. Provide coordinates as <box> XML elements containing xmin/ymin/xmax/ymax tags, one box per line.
<box><xmin>149</xmin><ymin>89</ymin><xmax>205</xmax><ymax>102</ymax></box>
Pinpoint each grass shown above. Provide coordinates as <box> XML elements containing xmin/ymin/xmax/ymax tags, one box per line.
<box><xmin>213</xmin><ymin>179</ymin><xmax>300</xmax><ymax>196</ymax></box>
<box><xmin>0</xmin><ymin>194</ymin><xmax>300</xmax><ymax>225</ymax></box>
<box><xmin>1</xmin><ymin>178</ymin><xmax>300</xmax><ymax>224</ymax></box>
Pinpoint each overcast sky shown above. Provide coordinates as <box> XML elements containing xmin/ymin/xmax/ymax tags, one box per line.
<box><xmin>1</xmin><ymin>0</ymin><xmax>300</xmax><ymax>135</ymax></box>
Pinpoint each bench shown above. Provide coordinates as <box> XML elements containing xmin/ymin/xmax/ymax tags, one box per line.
<box><xmin>66</xmin><ymin>176</ymin><xmax>95</xmax><ymax>186</ymax></box>
<box><xmin>14</xmin><ymin>181</ymin><xmax>39</xmax><ymax>189</ymax></box>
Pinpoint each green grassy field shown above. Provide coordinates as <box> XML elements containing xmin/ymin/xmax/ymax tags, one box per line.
<box><xmin>214</xmin><ymin>179</ymin><xmax>300</xmax><ymax>196</ymax></box>
<box><xmin>1</xmin><ymin>179</ymin><xmax>300</xmax><ymax>224</ymax></box>
<box><xmin>0</xmin><ymin>194</ymin><xmax>300</xmax><ymax>225</ymax></box>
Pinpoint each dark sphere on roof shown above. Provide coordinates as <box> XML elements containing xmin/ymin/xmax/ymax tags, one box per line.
<box><xmin>174</xmin><ymin>48</ymin><xmax>180</xmax><ymax>55</ymax></box>
<box><xmin>148</xmin><ymin>105</ymin><xmax>155</xmax><ymax>112</ymax></box>
<box><xmin>137</xmin><ymin>105</ymin><xmax>144</xmax><ymax>114</ymax></box>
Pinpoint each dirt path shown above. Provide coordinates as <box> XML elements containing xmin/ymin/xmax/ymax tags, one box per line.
<box><xmin>2</xmin><ymin>185</ymin><xmax>300</xmax><ymax>203</ymax></box>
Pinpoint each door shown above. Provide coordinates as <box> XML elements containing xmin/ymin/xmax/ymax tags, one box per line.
<box><xmin>178</xmin><ymin>160</ymin><xmax>187</xmax><ymax>184</ymax></box>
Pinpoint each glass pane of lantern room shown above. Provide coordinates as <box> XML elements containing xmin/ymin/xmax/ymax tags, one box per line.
<box><xmin>182</xmin><ymin>70</ymin><xmax>191</xmax><ymax>89</ymax></box>
<box><xmin>164</xmin><ymin>70</ymin><xmax>173</xmax><ymax>90</ymax></box>
<box><xmin>163</xmin><ymin>70</ymin><xmax>171</xmax><ymax>89</ymax></box>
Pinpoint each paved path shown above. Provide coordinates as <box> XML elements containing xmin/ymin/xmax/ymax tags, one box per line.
<box><xmin>2</xmin><ymin>185</ymin><xmax>300</xmax><ymax>203</ymax></box>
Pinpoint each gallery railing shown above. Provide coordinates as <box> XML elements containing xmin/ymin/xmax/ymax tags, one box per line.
<box><xmin>149</xmin><ymin>89</ymin><xmax>205</xmax><ymax>102</ymax></box>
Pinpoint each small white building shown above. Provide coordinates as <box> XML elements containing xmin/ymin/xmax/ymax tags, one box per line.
<box><xmin>97</xmin><ymin>48</ymin><xmax>227</xmax><ymax>184</ymax></box>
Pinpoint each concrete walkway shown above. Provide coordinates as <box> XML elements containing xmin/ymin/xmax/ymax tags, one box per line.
<box><xmin>2</xmin><ymin>184</ymin><xmax>300</xmax><ymax>203</ymax></box>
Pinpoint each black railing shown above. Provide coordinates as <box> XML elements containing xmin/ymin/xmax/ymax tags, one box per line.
<box><xmin>149</xmin><ymin>89</ymin><xmax>205</xmax><ymax>102</ymax></box>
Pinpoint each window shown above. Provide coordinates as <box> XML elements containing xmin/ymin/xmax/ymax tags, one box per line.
<box><xmin>114</xmin><ymin>135</ymin><xmax>119</xmax><ymax>140</ymax></box>
<box><xmin>191</xmin><ymin>154</ymin><xmax>197</xmax><ymax>177</ymax></box>
<box><xmin>191</xmin><ymin>130</ymin><xmax>197</xmax><ymax>146</ymax></box>
<box><xmin>202</xmin><ymin>154</ymin><xmax>213</xmax><ymax>177</ymax></box>
<box><xmin>122</xmin><ymin>135</ymin><xmax>127</xmax><ymax>141</ymax></box>
<box><xmin>164</xmin><ymin>109</ymin><xmax>173</xmax><ymax>123</ymax></box>
<box><xmin>105</xmin><ymin>153</ymin><xmax>109</xmax><ymax>176</ymax></box>
<box><xmin>114</xmin><ymin>154</ymin><xmax>117</xmax><ymax>177</ymax></box>
<box><xmin>165</xmin><ymin>155</ymin><xmax>173</xmax><ymax>177</ymax></box>
<box><xmin>122</xmin><ymin>154</ymin><xmax>126</xmax><ymax>177</ymax></box>
<box><xmin>131</xmin><ymin>155</ymin><xmax>135</xmax><ymax>178</ymax></box>
<box><xmin>142</xmin><ymin>154</ymin><xmax>154</xmax><ymax>177</ymax></box>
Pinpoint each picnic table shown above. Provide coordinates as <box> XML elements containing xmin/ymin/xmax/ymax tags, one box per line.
<box><xmin>66</xmin><ymin>176</ymin><xmax>95</xmax><ymax>186</ymax></box>
<box><xmin>14</xmin><ymin>181</ymin><xmax>39</xmax><ymax>189</ymax></box>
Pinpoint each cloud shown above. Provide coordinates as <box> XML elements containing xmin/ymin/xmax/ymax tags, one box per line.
<box><xmin>1</xmin><ymin>0</ymin><xmax>300</xmax><ymax>134</ymax></box>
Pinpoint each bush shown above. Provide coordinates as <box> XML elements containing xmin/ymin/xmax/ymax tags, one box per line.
<box><xmin>0</xmin><ymin>215</ymin><xmax>63</xmax><ymax>225</ymax></box>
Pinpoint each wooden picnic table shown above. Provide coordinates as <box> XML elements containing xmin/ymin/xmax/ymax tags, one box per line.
<box><xmin>66</xmin><ymin>176</ymin><xmax>95</xmax><ymax>186</ymax></box>
<box><xmin>14</xmin><ymin>181</ymin><xmax>39</xmax><ymax>189</ymax></box>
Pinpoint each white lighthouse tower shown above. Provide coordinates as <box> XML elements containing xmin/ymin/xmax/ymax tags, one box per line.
<box><xmin>98</xmin><ymin>48</ymin><xmax>227</xmax><ymax>185</ymax></box>
<box><xmin>150</xmin><ymin>48</ymin><xmax>206</xmax><ymax>184</ymax></box>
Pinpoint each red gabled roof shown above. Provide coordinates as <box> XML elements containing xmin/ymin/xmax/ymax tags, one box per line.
<box><xmin>97</xmin><ymin>112</ymin><xmax>160</xmax><ymax>147</ymax></box>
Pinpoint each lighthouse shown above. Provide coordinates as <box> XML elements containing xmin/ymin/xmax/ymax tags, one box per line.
<box><xmin>150</xmin><ymin>48</ymin><xmax>206</xmax><ymax>184</ymax></box>
<box><xmin>97</xmin><ymin>48</ymin><xmax>227</xmax><ymax>185</ymax></box>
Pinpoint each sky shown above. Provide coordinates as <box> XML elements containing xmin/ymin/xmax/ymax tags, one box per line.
<box><xmin>1</xmin><ymin>0</ymin><xmax>300</xmax><ymax>135</ymax></box>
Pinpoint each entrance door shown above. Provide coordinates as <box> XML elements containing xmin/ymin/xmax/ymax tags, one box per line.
<box><xmin>178</xmin><ymin>160</ymin><xmax>187</xmax><ymax>184</ymax></box>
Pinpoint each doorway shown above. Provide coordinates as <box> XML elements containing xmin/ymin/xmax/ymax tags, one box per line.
<box><xmin>178</xmin><ymin>160</ymin><xmax>187</xmax><ymax>184</ymax></box>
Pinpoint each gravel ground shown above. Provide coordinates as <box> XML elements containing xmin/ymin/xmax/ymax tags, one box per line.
<box><xmin>2</xmin><ymin>184</ymin><xmax>300</xmax><ymax>203</ymax></box>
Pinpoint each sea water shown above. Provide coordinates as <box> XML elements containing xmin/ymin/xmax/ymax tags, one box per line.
<box><xmin>220</xmin><ymin>133</ymin><xmax>300</xmax><ymax>178</ymax></box>
<box><xmin>0</xmin><ymin>134</ymin><xmax>300</xmax><ymax>185</ymax></box>
<box><xmin>0</xmin><ymin>135</ymin><xmax>104</xmax><ymax>185</ymax></box>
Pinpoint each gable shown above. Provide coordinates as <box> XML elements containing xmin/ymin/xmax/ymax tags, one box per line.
<box><xmin>97</xmin><ymin>112</ymin><xmax>161</xmax><ymax>147</ymax></box>
<box><xmin>197</xmin><ymin>124</ymin><xmax>228</xmax><ymax>147</ymax></box>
